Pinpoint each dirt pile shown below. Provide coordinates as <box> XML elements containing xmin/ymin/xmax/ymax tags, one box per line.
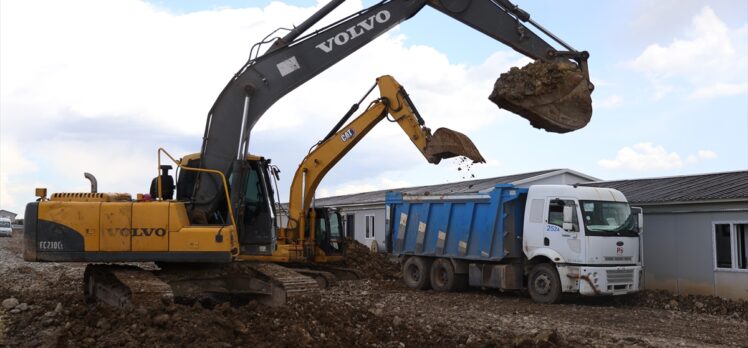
<box><xmin>614</xmin><ymin>290</ymin><xmax>748</xmax><ymax>321</ymax></box>
<box><xmin>0</xmin><ymin>278</ymin><xmax>566</xmax><ymax>348</ymax></box>
<box><xmin>343</xmin><ymin>240</ymin><xmax>400</xmax><ymax>280</ymax></box>
<box><xmin>3</xmin><ymin>233</ymin><xmax>748</xmax><ymax>347</ymax></box>
<box><xmin>489</xmin><ymin>60</ymin><xmax>592</xmax><ymax>133</ymax></box>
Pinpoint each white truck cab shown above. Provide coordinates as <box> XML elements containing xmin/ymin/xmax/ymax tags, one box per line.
<box><xmin>0</xmin><ymin>217</ymin><xmax>13</xmax><ymax>237</ymax></box>
<box><xmin>523</xmin><ymin>185</ymin><xmax>642</xmax><ymax>296</ymax></box>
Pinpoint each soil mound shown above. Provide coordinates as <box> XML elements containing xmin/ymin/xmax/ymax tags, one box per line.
<box><xmin>614</xmin><ymin>290</ymin><xmax>748</xmax><ymax>321</ymax></box>
<box><xmin>343</xmin><ymin>240</ymin><xmax>400</xmax><ymax>280</ymax></box>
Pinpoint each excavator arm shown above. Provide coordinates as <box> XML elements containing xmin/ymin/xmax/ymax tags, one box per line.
<box><xmin>191</xmin><ymin>0</ymin><xmax>591</xmax><ymax>221</ymax></box>
<box><xmin>283</xmin><ymin>75</ymin><xmax>484</xmax><ymax>240</ymax></box>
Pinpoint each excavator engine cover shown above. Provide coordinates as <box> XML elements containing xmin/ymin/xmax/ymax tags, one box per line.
<box><xmin>489</xmin><ymin>60</ymin><xmax>593</xmax><ymax>133</ymax></box>
<box><xmin>425</xmin><ymin>128</ymin><xmax>486</xmax><ymax>164</ymax></box>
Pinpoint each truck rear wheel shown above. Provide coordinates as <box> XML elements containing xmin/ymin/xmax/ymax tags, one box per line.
<box><xmin>528</xmin><ymin>263</ymin><xmax>562</xmax><ymax>304</ymax></box>
<box><xmin>402</xmin><ymin>257</ymin><xmax>431</xmax><ymax>290</ymax></box>
<box><xmin>430</xmin><ymin>258</ymin><xmax>460</xmax><ymax>292</ymax></box>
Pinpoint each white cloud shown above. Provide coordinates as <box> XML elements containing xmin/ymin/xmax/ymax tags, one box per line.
<box><xmin>598</xmin><ymin>143</ymin><xmax>717</xmax><ymax>171</ymax></box>
<box><xmin>687</xmin><ymin>149</ymin><xmax>718</xmax><ymax>164</ymax></box>
<box><xmin>594</xmin><ymin>95</ymin><xmax>623</xmax><ymax>109</ymax></box>
<box><xmin>690</xmin><ymin>82</ymin><xmax>748</xmax><ymax>99</ymax></box>
<box><xmin>628</xmin><ymin>7</ymin><xmax>748</xmax><ymax>100</ymax></box>
<box><xmin>0</xmin><ymin>139</ymin><xmax>38</xmax><ymax>210</ymax></box>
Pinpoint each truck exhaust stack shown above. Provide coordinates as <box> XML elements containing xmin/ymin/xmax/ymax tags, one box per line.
<box><xmin>489</xmin><ymin>60</ymin><xmax>593</xmax><ymax>134</ymax></box>
<box><xmin>424</xmin><ymin>127</ymin><xmax>486</xmax><ymax>164</ymax></box>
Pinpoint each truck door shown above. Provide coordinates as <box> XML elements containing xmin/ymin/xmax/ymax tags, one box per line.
<box><xmin>545</xmin><ymin>198</ymin><xmax>584</xmax><ymax>263</ymax></box>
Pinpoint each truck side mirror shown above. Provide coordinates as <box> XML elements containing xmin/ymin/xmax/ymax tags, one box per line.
<box><xmin>562</xmin><ymin>205</ymin><xmax>574</xmax><ymax>231</ymax></box>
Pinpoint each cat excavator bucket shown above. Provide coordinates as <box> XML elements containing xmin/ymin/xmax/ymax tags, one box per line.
<box><xmin>489</xmin><ymin>60</ymin><xmax>594</xmax><ymax>134</ymax></box>
<box><xmin>424</xmin><ymin>127</ymin><xmax>486</xmax><ymax>164</ymax></box>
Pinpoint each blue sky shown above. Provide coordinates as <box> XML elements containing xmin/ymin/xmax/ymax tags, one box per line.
<box><xmin>1</xmin><ymin>0</ymin><xmax>746</xmax><ymax>216</ymax></box>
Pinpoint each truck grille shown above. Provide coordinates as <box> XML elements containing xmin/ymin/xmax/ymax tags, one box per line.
<box><xmin>604</xmin><ymin>256</ymin><xmax>633</xmax><ymax>262</ymax></box>
<box><xmin>606</xmin><ymin>269</ymin><xmax>634</xmax><ymax>284</ymax></box>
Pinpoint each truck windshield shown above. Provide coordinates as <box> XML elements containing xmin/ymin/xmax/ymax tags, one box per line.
<box><xmin>0</xmin><ymin>221</ymin><xmax>10</xmax><ymax>228</ymax></box>
<box><xmin>580</xmin><ymin>201</ymin><xmax>637</xmax><ymax>237</ymax></box>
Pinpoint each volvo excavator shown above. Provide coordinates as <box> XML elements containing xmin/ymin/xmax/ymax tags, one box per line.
<box><xmin>23</xmin><ymin>0</ymin><xmax>592</xmax><ymax>307</ymax></box>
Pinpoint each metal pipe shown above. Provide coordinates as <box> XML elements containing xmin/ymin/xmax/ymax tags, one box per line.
<box><xmin>492</xmin><ymin>0</ymin><xmax>576</xmax><ymax>52</ymax></box>
<box><xmin>237</xmin><ymin>96</ymin><xmax>251</xmax><ymax>160</ymax></box>
<box><xmin>83</xmin><ymin>172</ymin><xmax>97</xmax><ymax>193</ymax></box>
<box><xmin>526</xmin><ymin>18</ymin><xmax>576</xmax><ymax>52</ymax></box>
<box><xmin>273</xmin><ymin>0</ymin><xmax>346</xmax><ymax>50</ymax></box>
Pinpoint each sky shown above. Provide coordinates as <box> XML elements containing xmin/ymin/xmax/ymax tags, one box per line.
<box><xmin>1</xmin><ymin>0</ymin><xmax>747</xmax><ymax>217</ymax></box>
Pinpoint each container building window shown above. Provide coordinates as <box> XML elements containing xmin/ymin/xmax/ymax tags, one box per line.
<box><xmin>365</xmin><ymin>215</ymin><xmax>375</xmax><ymax>239</ymax></box>
<box><xmin>737</xmin><ymin>224</ymin><xmax>747</xmax><ymax>269</ymax></box>
<box><xmin>713</xmin><ymin>222</ymin><xmax>748</xmax><ymax>270</ymax></box>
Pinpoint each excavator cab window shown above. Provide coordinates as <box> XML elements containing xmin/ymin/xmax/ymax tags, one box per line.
<box><xmin>315</xmin><ymin>208</ymin><xmax>344</xmax><ymax>255</ymax></box>
<box><xmin>237</xmin><ymin>160</ymin><xmax>276</xmax><ymax>248</ymax></box>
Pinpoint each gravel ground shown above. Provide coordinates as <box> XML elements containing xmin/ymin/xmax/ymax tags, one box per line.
<box><xmin>1</xmin><ymin>231</ymin><xmax>746</xmax><ymax>347</ymax></box>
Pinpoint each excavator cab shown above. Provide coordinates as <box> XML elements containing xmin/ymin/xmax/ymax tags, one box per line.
<box><xmin>233</xmin><ymin>159</ymin><xmax>277</xmax><ymax>255</ymax></box>
<box><xmin>312</xmin><ymin>208</ymin><xmax>345</xmax><ymax>257</ymax></box>
<box><xmin>174</xmin><ymin>154</ymin><xmax>278</xmax><ymax>255</ymax></box>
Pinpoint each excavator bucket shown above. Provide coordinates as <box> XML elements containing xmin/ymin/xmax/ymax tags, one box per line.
<box><xmin>425</xmin><ymin>127</ymin><xmax>486</xmax><ymax>164</ymax></box>
<box><xmin>489</xmin><ymin>60</ymin><xmax>593</xmax><ymax>134</ymax></box>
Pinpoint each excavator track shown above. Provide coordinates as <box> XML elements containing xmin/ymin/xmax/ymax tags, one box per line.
<box><xmin>84</xmin><ymin>264</ymin><xmax>173</xmax><ymax>308</ymax></box>
<box><xmin>290</xmin><ymin>264</ymin><xmax>364</xmax><ymax>288</ymax></box>
<box><xmin>247</xmin><ymin>262</ymin><xmax>320</xmax><ymax>301</ymax></box>
<box><xmin>156</xmin><ymin>261</ymin><xmax>319</xmax><ymax>307</ymax></box>
<box><xmin>84</xmin><ymin>262</ymin><xmax>319</xmax><ymax>308</ymax></box>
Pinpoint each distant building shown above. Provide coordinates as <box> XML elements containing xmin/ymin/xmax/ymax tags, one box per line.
<box><xmin>0</xmin><ymin>209</ymin><xmax>17</xmax><ymax>222</ymax></box>
<box><xmin>584</xmin><ymin>171</ymin><xmax>748</xmax><ymax>300</ymax></box>
<box><xmin>314</xmin><ymin>169</ymin><xmax>598</xmax><ymax>250</ymax></box>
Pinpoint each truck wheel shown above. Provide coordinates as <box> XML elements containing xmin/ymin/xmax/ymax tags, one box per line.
<box><xmin>528</xmin><ymin>263</ymin><xmax>562</xmax><ymax>304</ymax></box>
<box><xmin>402</xmin><ymin>257</ymin><xmax>432</xmax><ymax>290</ymax></box>
<box><xmin>430</xmin><ymin>258</ymin><xmax>459</xmax><ymax>292</ymax></box>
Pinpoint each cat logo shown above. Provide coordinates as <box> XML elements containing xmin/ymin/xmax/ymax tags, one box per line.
<box><xmin>341</xmin><ymin>128</ymin><xmax>356</xmax><ymax>142</ymax></box>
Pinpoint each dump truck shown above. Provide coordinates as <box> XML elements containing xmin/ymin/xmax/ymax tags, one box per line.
<box><xmin>386</xmin><ymin>184</ymin><xmax>642</xmax><ymax>303</ymax></box>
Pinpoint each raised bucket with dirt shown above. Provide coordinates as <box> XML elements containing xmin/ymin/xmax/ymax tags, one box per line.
<box><xmin>489</xmin><ymin>60</ymin><xmax>593</xmax><ymax>133</ymax></box>
<box><xmin>424</xmin><ymin>127</ymin><xmax>486</xmax><ymax>164</ymax></box>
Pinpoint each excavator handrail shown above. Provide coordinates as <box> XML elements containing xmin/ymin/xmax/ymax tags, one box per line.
<box><xmin>157</xmin><ymin>148</ymin><xmax>239</xmax><ymax>256</ymax></box>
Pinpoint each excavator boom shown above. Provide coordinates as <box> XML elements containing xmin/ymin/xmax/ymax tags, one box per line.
<box><xmin>191</xmin><ymin>0</ymin><xmax>591</xmax><ymax>222</ymax></box>
<box><xmin>284</xmin><ymin>75</ymin><xmax>484</xmax><ymax>240</ymax></box>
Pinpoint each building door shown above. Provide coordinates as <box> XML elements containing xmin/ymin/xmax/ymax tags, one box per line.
<box><xmin>345</xmin><ymin>214</ymin><xmax>355</xmax><ymax>239</ymax></box>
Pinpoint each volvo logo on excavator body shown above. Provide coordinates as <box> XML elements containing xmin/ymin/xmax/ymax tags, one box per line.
<box><xmin>316</xmin><ymin>10</ymin><xmax>391</xmax><ymax>53</ymax></box>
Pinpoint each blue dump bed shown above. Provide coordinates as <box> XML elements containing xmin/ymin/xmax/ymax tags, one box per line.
<box><xmin>386</xmin><ymin>184</ymin><xmax>528</xmax><ymax>261</ymax></box>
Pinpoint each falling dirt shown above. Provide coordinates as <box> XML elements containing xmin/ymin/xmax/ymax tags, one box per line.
<box><xmin>489</xmin><ymin>60</ymin><xmax>593</xmax><ymax>133</ymax></box>
<box><xmin>454</xmin><ymin>156</ymin><xmax>477</xmax><ymax>180</ymax></box>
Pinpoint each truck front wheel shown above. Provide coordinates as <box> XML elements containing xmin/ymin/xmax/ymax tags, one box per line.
<box><xmin>528</xmin><ymin>263</ymin><xmax>562</xmax><ymax>304</ymax></box>
<box><xmin>402</xmin><ymin>256</ymin><xmax>432</xmax><ymax>290</ymax></box>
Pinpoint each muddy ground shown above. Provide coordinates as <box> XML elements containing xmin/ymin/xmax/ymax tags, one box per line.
<box><xmin>1</xmin><ymin>231</ymin><xmax>746</xmax><ymax>347</ymax></box>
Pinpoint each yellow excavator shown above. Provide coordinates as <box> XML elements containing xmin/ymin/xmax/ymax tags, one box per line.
<box><xmin>277</xmin><ymin>75</ymin><xmax>484</xmax><ymax>272</ymax></box>
<box><xmin>23</xmin><ymin>0</ymin><xmax>592</xmax><ymax>307</ymax></box>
